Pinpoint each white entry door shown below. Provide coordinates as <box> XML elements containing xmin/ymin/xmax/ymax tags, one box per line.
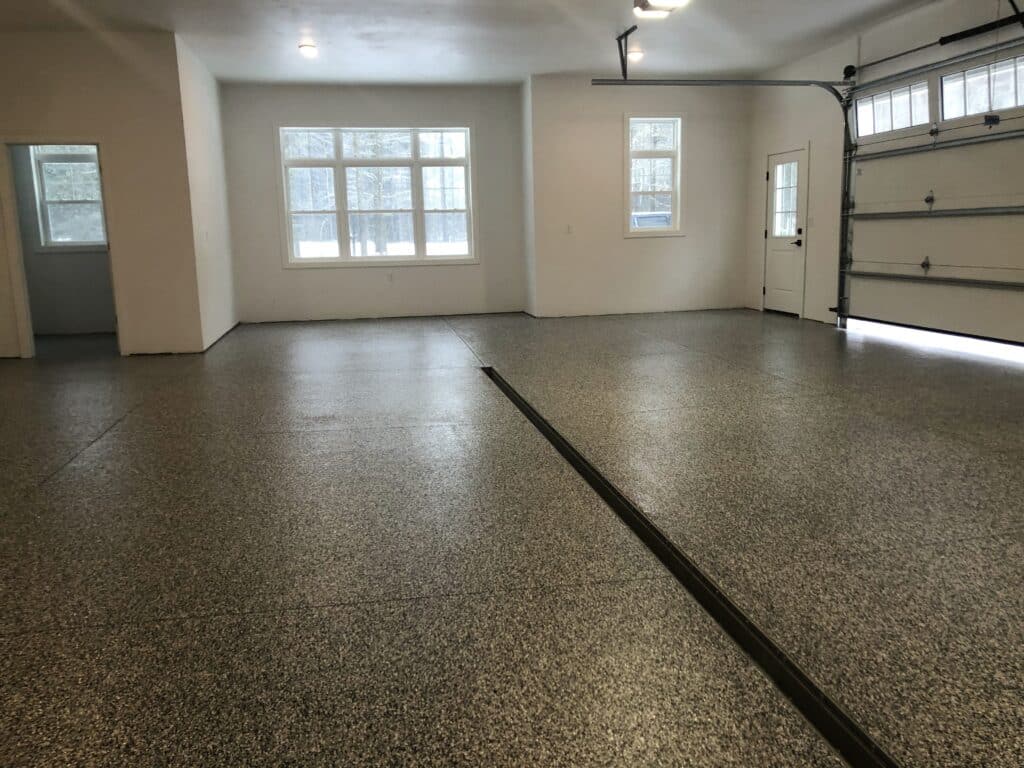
<box><xmin>764</xmin><ymin>150</ymin><xmax>807</xmax><ymax>315</ymax></box>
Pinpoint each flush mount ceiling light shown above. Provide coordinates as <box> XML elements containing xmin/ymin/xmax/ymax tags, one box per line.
<box><xmin>627</xmin><ymin>50</ymin><xmax>645</xmax><ymax>63</ymax></box>
<box><xmin>298</xmin><ymin>40</ymin><xmax>318</xmax><ymax>59</ymax></box>
<box><xmin>633</xmin><ymin>0</ymin><xmax>690</xmax><ymax>19</ymax></box>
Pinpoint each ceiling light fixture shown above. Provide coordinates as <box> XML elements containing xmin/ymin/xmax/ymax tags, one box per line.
<box><xmin>298</xmin><ymin>41</ymin><xmax>318</xmax><ymax>59</ymax></box>
<box><xmin>627</xmin><ymin>50</ymin><xmax>645</xmax><ymax>63</ymax></box>
<box><xmin>633</xmin><ymin>0</ymin><xmax>690</xmax><ymax>19</ymax></box>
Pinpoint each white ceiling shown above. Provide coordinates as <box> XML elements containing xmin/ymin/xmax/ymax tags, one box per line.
<box><xmin>2</xmin><ymin>0</ymin><xmax>930</xmax><ymax>83</ymax></box>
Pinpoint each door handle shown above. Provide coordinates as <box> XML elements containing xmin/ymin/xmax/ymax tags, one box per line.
<box><xmin>790</xmin><ymin>239</ymin><xmax>803</xmax><ymax>247</ymax></box>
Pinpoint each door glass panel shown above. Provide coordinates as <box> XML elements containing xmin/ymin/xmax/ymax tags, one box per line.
<box><xmin>772</xmin><ymin>161</ymin><xmax>798</xmax><ymax>238</ymax></box>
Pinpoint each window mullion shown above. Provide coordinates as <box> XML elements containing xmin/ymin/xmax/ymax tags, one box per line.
<box><xmin>410</xmin><ymin>137</ymin><xmax>426</xmax><ymax>259</ymax></box>
<box><xmin>409</xmin><ymin>168</ymin><xmax>424</xmax><ymax>260</ymax></box>
<box><xmin>327</xmin><ymin>131</ymin><xmax>347</xmax><ymax>261</ymax></box>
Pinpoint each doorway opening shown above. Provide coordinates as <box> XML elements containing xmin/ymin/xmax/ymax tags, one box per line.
<box><xmin>763</xmin><ymin>148</ymin><xmax>808</xmax><ymax>317</ymax></box>
<box><xmin>5</xmin><ymin>143</ymin><xmax>118</xmax><ymax>359</ymax></box>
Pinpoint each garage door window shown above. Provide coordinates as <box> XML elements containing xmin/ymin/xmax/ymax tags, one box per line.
<box><xmin>942</xmin><ymin>56</ymin><xmax>1024</xmax><ymax>120</ymax></box>
<box><xmin>280</xmin><ymin>127</ymin><xmax>473</xmax><ymax>265</ymax></box>
<box><xmin>856</xmin><ymin>82</ymin><xmax>929</xmax><ymax>138</ymax></box>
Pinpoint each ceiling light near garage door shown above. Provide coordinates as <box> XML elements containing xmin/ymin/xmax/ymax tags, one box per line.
<box><xmin>627</xmin><ymin>50</ymin><xmax>645</xmax><ymax>63</ymax></box>
<box><xmin>298</xmin><ymin>41</ymin><xmax>318</xmax><ymax>59</ymax></box>
<box><xmin>633</xmin><ymin>0</ymin><xmax>690</xmax><ymax>19</ymax></box>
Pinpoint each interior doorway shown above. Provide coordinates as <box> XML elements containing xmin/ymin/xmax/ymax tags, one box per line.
<box><xmin>763</xmin><ymin>148</ymin><xmax>808</xmax><ymax>316</ymax></box>
<box><xmin>5</xmin><ymin>143</ymin><xmax>118</xmax><ymax>358</ymax></box>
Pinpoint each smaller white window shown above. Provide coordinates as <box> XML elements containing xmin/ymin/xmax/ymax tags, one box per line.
<box><xmin>30</xmin><ymin>145</ymin><xmax>107</xmax><ymax>246</ymax></box>
<box><xmin>856</xmin><ymin>82</ymin><xmax>929</xmax><ymax>138</ymax></box>
<box><xmin>627</xmin><ymin>117</ymin><xmax>682</xmax><ymax>235</ymax></box>
<box><xmin>942</xmin><ymin>55</ymin><xmax>1024</xmax><ymax>120</ymax></box>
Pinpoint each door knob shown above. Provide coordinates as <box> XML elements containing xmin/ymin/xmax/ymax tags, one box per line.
<box><xmin>790</xmin><ymin>239</ymin><xmax>803</xmax><ymax>247</ymax></box>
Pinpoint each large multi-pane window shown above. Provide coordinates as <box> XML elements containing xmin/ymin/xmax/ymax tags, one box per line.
<box><xmin>280</xmin><ymin>127</ymin><xmax>473</xmax><ymax>264</ymax></box>
<box><xmin>627</xmin><ymin>117</ymin><xmax>682</xmax><ymax>235</ymax></box>
<box><xmin>942</xmin><ymin>56</ymin><xmax>1024</xmax><ymax>120</ymax></box>
<box><xmin>856</xmin><ymin>82</ymin><xmax>930</xmax><ymax>138</ymax></box>
<box><xmin>30</xmin><ymin>145</ymin><xmax>107</xmax><ymax>246</ymax></box>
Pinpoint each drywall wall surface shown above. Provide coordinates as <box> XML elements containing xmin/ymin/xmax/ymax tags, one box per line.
<box><xmin>10</xmin><ymin>146</ymin><xmax>116</xmax><ymax>335</ymax></box>
<box><xmin>177</xmin><ymin>37</ymin><xmax>237</xmax><ymax>349</ymax></box>
<box><xmin>221</xmin><ymin>83</ymin><xmax>526</xmax><ymax>322</ymax></box>
<box><xmin>522</xmin><ymin>78</ymin><xmax>538</xmax><ymax>316</ymax></box>
<box><xmin>526</xmin><ymin>74</ymin><xmax>751</xmax><ymax>317</ymax></box>
<box><xmin>0</xmin><ymin>29</ymin><xmax>203</xmax><ymax>354</ymax></box>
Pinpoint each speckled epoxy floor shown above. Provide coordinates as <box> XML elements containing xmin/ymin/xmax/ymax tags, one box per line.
<box><xmin>2</xmin><ymin>312</ymin><xmax>1021</xmax><ymax>766</ymax></box>
<box><xmin>0</xmin><ymin>319</ymin><xmax>843</xmax><ymax>767</ymax></box>
<box><xmin>448</xmin><ymin>310</ymin><xmax>1024</xmax><ymax>768</ymax></box>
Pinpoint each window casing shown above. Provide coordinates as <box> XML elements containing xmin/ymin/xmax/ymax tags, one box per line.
<box><xmin>941</xmin><ymin>55</ymin><xmax>1024</xmax><ymax>120</ymax></box>
<box><xmin>279</xmin><ymin>127</ymin><xmax>474</xmax><ymax>265</ymax></box>
<box><xmin>626</xmin><ymin>117</ymin><xmax>682</xmax><ymax>236</ymax></box>
<box><xmin>856</xmin><ymin>82</ymin><xmax>930</xmax><ymax>138</ymax></box>
<box><xmin>30</xmin><ymin>145</ymin><xmax>107</xmax><ymax>247</ymax></box>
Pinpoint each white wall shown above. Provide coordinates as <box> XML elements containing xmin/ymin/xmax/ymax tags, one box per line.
<box><xmin>0</xmin><ymin>29</ymin><xmax>204</xmax><ymax>355</ymax></box>
<box><xmin>10</xmin><ymin>146</ymin><xmax>116</xmax><ymax>335</ymax></box>
<box><xmin>176</xmin><ymin>37</ymin><xmax>237</xmax><ymax>349</ymax></box>
<box><xmin>745</xmin><ymin>0</ymin><xmax>1022</xmax><ymax>324</ymax></box>
<box><xmin>522</xmin><ymin>78</ymin><xmax>539</xmax><ymax>316</ymax></box>
<box><xmin>221</xmin><ymin>83</ymin><xmax>526</xmax><ymax>322</ymax></box>
<box><xmin>525</xmin><ymin>74</ymin><xmax>751</xmax><ymax>317</ymax></box>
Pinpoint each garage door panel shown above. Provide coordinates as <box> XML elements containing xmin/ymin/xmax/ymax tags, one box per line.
<box><xmin>852</xmin><ymin>217</ymin><xmax>1024</xmax><ymax>272</ymax></box>
<box><xmin>849</xmin><ymin>278</ymin><xmax>1024</xmax><ymax>343</ymax></box>
<box><xmin>854</xmin><ymin>140</ymin><xmax>1024</xmax><ymax>213</ymax></box>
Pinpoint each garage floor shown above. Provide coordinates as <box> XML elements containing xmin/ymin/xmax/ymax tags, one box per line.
<box><xmin>1</xmin><ymin>311</ymin><xmax>1021</xmax><ymax>767</ymax></box>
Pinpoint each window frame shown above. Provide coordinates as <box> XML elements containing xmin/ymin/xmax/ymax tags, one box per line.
<box><xmin>853</xmin><ymin>81</ymin><xmax>932</xmax><ymax>142</ymax></box>
<box><xmin>623</xmin><ymin>114</ymin><xmax>685</xmax><ymax>239</ymax></box>
<box><xmin>276</xmin><ymin>125</ymin><xmax>478</xmax><ymax>269</ymax></box>
<box><xmin>938</xmin><ymin>53</ymin><xmax>1024</xmax><ymax>126</ymax></box>
<box><xmin>30</xmin><ymin>145</ymin><xmax>108</xmax><ymax>249</ymax></box>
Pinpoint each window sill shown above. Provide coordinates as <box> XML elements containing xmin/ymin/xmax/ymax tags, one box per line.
<box><xmin>284</xmin><ymin>257</ymin><xmax>479</xmax><ymax>269</ymax></box>
<box><xmin>36</xmin><ymin>244</ymin><xmax>109</xmax><ymax>254</ymax></box>
<box><xmin>624</xmin><ymin>230</ymin><xmax>686</xmax><ymax>240</ymax></box>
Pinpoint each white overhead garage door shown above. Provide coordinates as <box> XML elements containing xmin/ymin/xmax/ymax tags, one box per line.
<box><xmin>845</xmin><ymin>46</ymin><xmax>1024</xmax><ymax>344</ymax></box>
